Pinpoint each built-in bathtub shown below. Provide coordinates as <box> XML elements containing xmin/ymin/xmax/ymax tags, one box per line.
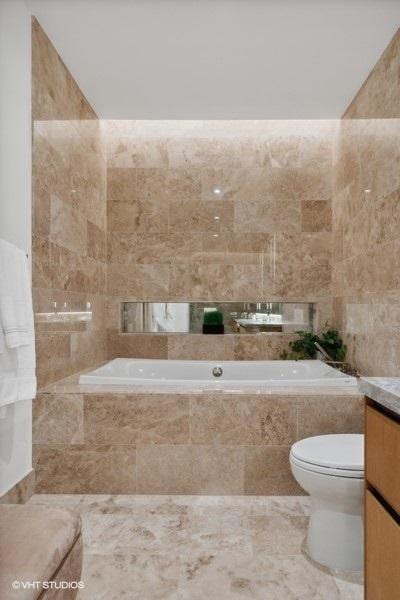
<box><xmin>33</xmin><ymin>358</ymin><xmax>363</xmax><ymax>496</ymax></box>
<box><xmin>79</xmin><ymin>358</ymin><xmax>355</xmax><ymax>390</ymax></box>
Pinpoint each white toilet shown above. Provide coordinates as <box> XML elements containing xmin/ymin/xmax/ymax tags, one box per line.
<box><xmin>290</xmin><ymin>433</ymin><xmax>364</xmax><ymax>572</ymax></box>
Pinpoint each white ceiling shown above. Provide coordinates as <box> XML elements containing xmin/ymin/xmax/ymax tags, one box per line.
<box><xmin>27</xmin><ymin>0</ymin><xmax>400</xmax><ymax>119</ymax></box>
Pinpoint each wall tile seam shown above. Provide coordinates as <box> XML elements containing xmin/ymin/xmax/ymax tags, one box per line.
<box><xmin>333</xmin><ymin>237</ymin><xmax>400</xmax><ymax>263</ymax></box>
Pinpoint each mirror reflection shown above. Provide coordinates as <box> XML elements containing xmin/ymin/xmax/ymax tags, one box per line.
<box><xmin>122</xmin><ymin>302</ymin><xmax>314</xmax><ymax>334</ymax></box>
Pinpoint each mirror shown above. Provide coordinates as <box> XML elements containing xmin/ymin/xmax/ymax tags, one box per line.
<box><xmin>122</xmin><ymin>302</ymin><xmax>314</xmax><ymax>334</ymax></box>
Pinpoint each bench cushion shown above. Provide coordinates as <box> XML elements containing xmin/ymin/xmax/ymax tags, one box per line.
<box><xmin>0</xmin><ymin>505</ymin><xmax>81</xmax><ymax>599</ymax></box>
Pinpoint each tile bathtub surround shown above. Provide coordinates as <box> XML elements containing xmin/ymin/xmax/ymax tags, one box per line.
<box><xmin>0</xmin><ymin>470</ymin><xmax>35</xmax><ymax>505</ymax></box>
<box><xmin>27</xmin><ymin>493</ymin><xmax>363</xmax><ymax>599</ymax></box>
<box><xmin>32</xmin><ymin>19</ymin><xmax>107</xmax><ymax>387</ymax></box>
<box><xmin>106</xmin><ymin>332</ymin><xmax>297</xmax><ymax>361</ymax></box>
<box><xmin>105</xmin><ymin>120</ymin><xmax>335</xmax><ymax>358</ymax></box>
<box><xmin>33</xmin><ymin>388</ymin><xmax>364</xmax><ymax>495</ymax></box>
<box><xmin>332</xmin><ymin>29</ymin><xmax>400</xmax><ymax>376</ymax></box>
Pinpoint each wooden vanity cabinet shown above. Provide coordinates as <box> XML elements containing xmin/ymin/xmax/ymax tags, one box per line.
<box><xmin>365</xmin><ymin>402</ymin><xmax>400</xmax><ymax>600</ymax></box>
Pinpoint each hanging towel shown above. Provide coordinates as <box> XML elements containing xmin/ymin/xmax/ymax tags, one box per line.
<box><xmin>0</xmin><ymin>239</ymin><xmax>36</xmax><ymax>408</ymax></box>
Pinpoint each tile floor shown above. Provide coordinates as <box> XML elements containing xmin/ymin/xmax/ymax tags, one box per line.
<box><xmin>28</xmin><ymin>494</ymin><xmax>363</xmax><ymax>599</ymax></box>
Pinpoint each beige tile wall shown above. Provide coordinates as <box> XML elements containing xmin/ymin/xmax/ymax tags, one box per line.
<box><xmin>332</xmin><ymin>30</ymin><xmax>400</xmax><ymax>375</ymax></box>
<box><xmin>343</xmin><ymin>29</ymin><xmax>400</xmax><ymax>119</ymax></box>
<box><xmin>33</xmin><ymin>389</ymin><xmax>364</xmax><ymax>495</ymax></box>
<box><xmin>30</xmin><ymin>20</ymin><xmax>375</xmax><ymax>497</ymax></box>
<box><xmin>105</xmin><ymin>120</ymin><xmax>335</xmax><ymax>358</ymax></box>
<box><xmin>32</xmin><ymin>19</ymin><xmax>108</xmax><ymax>387</ymax></box>
<box><xmin>32</xmin><ymin>18</ymin><xmax>337</xmax><ymax>370</ymax></box>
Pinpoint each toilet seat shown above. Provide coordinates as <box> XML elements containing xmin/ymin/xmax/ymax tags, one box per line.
<box><xmin>290</xmin><ymin>454</ymin><xmax>364</xmax><ymax>478</ymax></box>
<box><xmin>290</xmin><ymin>434</ymin><xmax>364</xmax><ymax>477</ymax></box>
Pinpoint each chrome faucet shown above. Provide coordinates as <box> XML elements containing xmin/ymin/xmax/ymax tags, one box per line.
<box><xmin>314</xmin><ymin>342</ymin><xmax>334</xmax><ymax>362</ymax></box>
<box><xmin>314</xmin><ymin>342</ymin><xmax>359</xmax><ymax>377</ymax></box>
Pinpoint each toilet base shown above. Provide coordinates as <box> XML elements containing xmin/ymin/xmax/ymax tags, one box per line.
<box><xmin>290</xmin><ymin>454</ymin><xmax>364</xmax><ymax>572</ymax></box>
<box><xmin>307</xmin><ymin>497</ymin><xmax>364</xmax><ymax>571</ymax></box>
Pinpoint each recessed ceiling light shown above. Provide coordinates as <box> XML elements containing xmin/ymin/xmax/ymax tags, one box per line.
<box><xmin>213</xmin><ymin>234</ymin><xmax>219</xmax><ymax>238</ymax></box>
<box><xmin>364</xmin><ymin>189</ymin><xmax>371</xmax><ymax>194</ymax></box>
<box><xmin>214</xmin><ymin>216</ymin><xmax>220</xmax><ymax>220</ymax></box>
<box><xmin>213</xmin><ymin>187</ymin><xmax>221</xmax><ymax>195</ymax></box>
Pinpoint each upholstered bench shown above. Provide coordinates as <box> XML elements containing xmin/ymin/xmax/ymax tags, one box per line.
<box><xmin>0</xmin><ymin>505</ymin><xmax>82</xmax><ymax>599</ymax></box>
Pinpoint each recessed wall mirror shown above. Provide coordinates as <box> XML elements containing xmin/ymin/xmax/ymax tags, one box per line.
<box><xmin>122</xmin><ymin>302</ymin><xmax>314</xmax><ymax>334</ymax></box>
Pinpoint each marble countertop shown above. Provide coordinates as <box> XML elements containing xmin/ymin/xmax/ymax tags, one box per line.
<box><xmin>358</xmin><ymin>377</ymin><xmax>400</xmax><ymax>416</ymax></box>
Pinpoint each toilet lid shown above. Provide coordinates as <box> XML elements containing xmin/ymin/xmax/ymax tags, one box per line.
<box><xmin>291</xmin><ymin>434</ymin><xmax>364</xmax><ymax>471</ymax></box>
<box><xmin>290</xmin><ymin>454</ymin><xmax>364</xmax><ymax>478</ymax></box>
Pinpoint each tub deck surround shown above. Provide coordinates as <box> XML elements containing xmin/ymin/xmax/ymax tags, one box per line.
<box><xmin>39</xmin><ymin>362</ymin><xmax>362</xmax><ymax>397</ymax></box>
<box><xmin>79</xmin><ymin>358</ymin><xmax>356</xmax><ymax>388</ymax></box>
<box><xmin>33</xmin><ymin>367</ymin><xmax>363</xmax><ymax>496</ymax></box>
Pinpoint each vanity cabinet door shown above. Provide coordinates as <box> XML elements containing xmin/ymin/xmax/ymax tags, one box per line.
<box><xmin>365</xmin><ymin>491</ymin><xmax>400</xmax><ymax>600</ymax></box>
<box><xmin>366</xmin><ymin>405</ymin><xmax>400</xmax><ymax>513</ymax></box>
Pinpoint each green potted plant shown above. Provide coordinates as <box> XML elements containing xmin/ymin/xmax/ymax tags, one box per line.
<box><xmin>319</xmin><ymin>328</ymin><xmax>347</xmax><ymax>361</ymax></box>
<box><xmin>280</xmin><ymin>327</ymin><xmax>347</xmax><ymax>361</ymax></box>
<box><xmin>202</xmin><ymin>309</ymin><xmax>224</xmax><ymax>334</ymax></box>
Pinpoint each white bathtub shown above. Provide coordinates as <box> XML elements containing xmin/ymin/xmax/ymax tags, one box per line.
<box><xmin>79</xmin><ymin>358</ymin><xmax>355</xmax><ymax>390</ymax></box>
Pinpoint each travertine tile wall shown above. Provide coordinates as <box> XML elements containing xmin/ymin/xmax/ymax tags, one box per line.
<box><xmin>332</xmin><ymin>30</ymin><xmax>400</xmax><ymax>375</ymax></box>
<box><xmin>105</xmin><ymin>120</ymin><xmax>335</xmax><ymax>359</ymax></box>
<box><xmin>33</xmin><ymin>388</ymin><xmax>364</xmax><ymax>495</ymax></box>
<box><xmin>32</xmin><ymin>19</ymin><xmax>107</xmax><ymax>387</ymax></box>
<box><xmin>344</xmin><ymin>29</ymin><xmax>400</xmax><ymax>120</ymax></box>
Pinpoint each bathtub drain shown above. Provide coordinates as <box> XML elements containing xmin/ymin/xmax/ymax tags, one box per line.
<box><xmin>212</xmin><ymin>366</ymin><xmax>223</xmax><ymax>377</ymax></box>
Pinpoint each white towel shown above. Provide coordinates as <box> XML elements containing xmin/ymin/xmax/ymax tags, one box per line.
<box><xmin>0</xmin><ymin>239</ymin><xmax>36</xmax><ymax>408</ymax></box>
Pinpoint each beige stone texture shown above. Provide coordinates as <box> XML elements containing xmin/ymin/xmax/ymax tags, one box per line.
<box><xmin>190</xmin><ymin>395</ymin><xmax>297</xmax><ymax>446</ymax></box>
<box><xmin>233</xmin><ymin>333</ymin><xmax>296</xmax><ymax>360</ymax></box>
<box><xmin>301</xmin><ymin>200</ymin><xmax>332</xmax><ymax>232</ymax></box>
<box><xmin>297</xmin><ymin>396</ymin><xmax>364</xmax><ymax>439</ymax></box>
<box><xmin>343</xmin><ymin>29</ymin><xmax>400</xmax><ymax>119</ymax></box>
<box><xmin>33</xmin><ymin>394</ymin><xmax>84</xmax><ymax>444</ymax></box>
<box><xmin>32</xmin><ymin>18</ymin><xmax>96</xmax><ymax>121</ymax></box>
<box><xmin>168</xmin><ymin>334</ymin><xmax>236</xmax><ymax>360</ymax></box>
<box><xmin>25</xmin><ymin>493</ymin><xmax>363</xmax><ymax>599</ymax></box>
<box><xmin>136</xmin><ymin>444</ymin><xmax>244</xmax><ymax>495</ymax></box>
<box><xmin>244</xmin><ymin>446</ymin><xmax>303</xmax><ymax>495</ymax></box>
<box><xmin>84</xmin><ymin>394</ymin><xmax>190</xmax><ymax>445</ymax></box>
<box><xmin>33</xmin><ymin>386</ymin><xmax>363</xmax><ymax>496</ymax></box>
<box><xmin>107</xmin><ymin>330</ymin><xmax>168</xmax><ymax>359</ymax></box>
<box><xmin>33</xmin><ymin>445</ymin><xmax>136</xmax><ymax>494</ymax></box>
<box><xmin>333</xmin><ymin>29</ymin><xmax>400</xmax><ymax>375</ymax></box>
<box><xmin>32</xmin><ymin>19</ymin><xmax>107</xmax><ymax>388</ymax></box>
<box><xmin>105</xmin><ymin>121</ymin><xmax>336</xmax><ymax>357</ymax></box>
<box><xmin>0</xmin><ymin>471</ymin><xmax>35</xmax><ymax>504</ymax></box>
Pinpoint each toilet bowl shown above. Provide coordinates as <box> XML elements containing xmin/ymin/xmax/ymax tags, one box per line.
<box><xmin>290</xmin><ymin>434</ymin><xmax>364</xmax><ymax>571</ymax></box>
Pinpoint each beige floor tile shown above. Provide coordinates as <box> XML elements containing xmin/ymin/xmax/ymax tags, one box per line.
<box><xmin>28</xmin><ymin>494</ymin><xmax>363</xmax><ymax>600</ymax></box>
<box><xmin>80</xmin><ymin>552</ymin><xmax>180</xmax><ymax>600</ymax></box>
<box><xmin>178</xmin><ymin>552</ymin><xmax>342</xmax><ymax>600</ymax></box>
<box><xmin>332</xmin><ymin>570</ymin><xmax>364</xmax><ymax>600</ymax></box>
<box><xmin>248</xmin><ymin>514</ymin><xmax>309</xmax><ymax>555</ymax></box>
